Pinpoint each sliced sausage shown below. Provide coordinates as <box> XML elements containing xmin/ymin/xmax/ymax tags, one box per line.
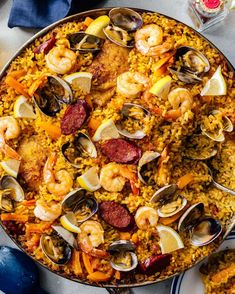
<box><xmin>60</xmin><ymin>100</ymin><xmax>91</xmax><ymax>135</ymax></box>
<box><xmin>138</xmin><ymin>254</ymin><xmax>172</xmax><ymax>275</ymax></box>
<box><xmin>101</xmin><ymin>138</ymin><xmax>141</xmax><ymax>164</ymax></box>
<box><xmin>99</xmin><ymin>201</ymin><xmax>134</xmax><ymax>231</ymax></box>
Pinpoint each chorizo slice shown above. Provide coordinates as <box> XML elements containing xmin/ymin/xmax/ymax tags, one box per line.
<box><xmin>101</xmin><ymin>138</ymin><xmax>141</xmax><ymax>164</ymax></box>
<box><xmin>60</xmin><ymin>100</ymin><xmax>91</xmax><ymax>135</ymax></box>
<box><xmin>138</xmin><ymin>254</ymin><xmax>172</xmax><ymax>275</ymax></box>
<box><xmin>99</xmin><ymin>201</ymin><xmax>134</xmax><ymax>231</ymax></box>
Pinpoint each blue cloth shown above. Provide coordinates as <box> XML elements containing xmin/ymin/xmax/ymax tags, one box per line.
<box><xmin>8</xmin><ymin>0</ymin><xmax>73</xmax><ymax>29</ymax></box>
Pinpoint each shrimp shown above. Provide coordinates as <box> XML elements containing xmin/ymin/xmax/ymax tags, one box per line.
<box><xmin>43</xmin><ymin>152</ymin><xmax>73</xmax><ymax>196</ymax></box>
<box><xmin>116</xmin><ymin>71</ymin><xmax>150</xmax><ymax>98</ymax></box>
<box><xmin>157</xmin><ymin>146</ymin><xmax>170</xmax><ymax>186</ymax></box>
<box><xmin>34</xmin><ymin>199</ymin><xmax>62</xmax><ymax>221</ymax></box>
<box><xmin>45</xmin><ymin>46</ymin><xmax>77</xmax><ymax>74</ymax></box>
<box><xmin>0</xmin><ymin>116</ymin><xmax>21</xmax><ymax>160</ymax></box>
<box><xmin>135</xmin><ymin>24</ymin><xmax>173</xmax><ymax>57</ymax></box>
<box><xmin>168</xmin><ymin>88</ymin><xmax>193</xmax><ymax>114</ymax></box>
<box><xmin>100</xmin><ymin>162</ymin><xmax>139</xmax><ymax>194</ymax></box>
<box><xmin>135</xmin><ymin>206</ymin><xmax>158</xmax><ymax>229</ymax></box>
<box><xmin>78</xmin><ymin>220</ymin><xmax>108</xmax><ymax>258</ymax></box>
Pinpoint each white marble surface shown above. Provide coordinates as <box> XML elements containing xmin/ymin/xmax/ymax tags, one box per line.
<box><xmin>0</xmin><ymin>0</ymin><xmax>235</xmax><ymax>293</ymax></box>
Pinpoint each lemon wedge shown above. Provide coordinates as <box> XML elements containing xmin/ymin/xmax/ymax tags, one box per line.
<box><xmin>64</xmin><ymin>72</ymin><xmax>93</xmax><ymax>93</ymax></box>
<box><xmin>85</xmin><ymin>15</ymin><xmax>110</xmax><ymax>39</ymax></box>
<box><xmin>0</xmin><ymin>159</ymin><xmax>21</xmax><ymax>178</ymax></box>
<box><xmin>149</xmin><ymin>75</ymin><xmax>172</xmax><ymax>99</ymax></box>
<box><xmin>60</xmin><ymin>212</ymin><xmax>81</xmax><ymax>234</ymax></box>
<box><xmin>13</xmin><ymin>95</ymin><xmax>36</xmax><ymax>119</ymax></box>
<box><xmin>92</xmin><ymin>119</ymin><xmax>120</xmax><ymax>142</ymax></box>
<box><xmin>157</xmin><ymin>224</ymin><xmax>184</xmax><ymax>254</ymax></box>
<box><xmin>200</xmin><ymin>66</ymin><xmax>227</xmax><ymax>96</ymax></box>
<box><xmin>77</xmin><ymin>166</ymin><xmax>101</xmax><ymax>192</ymax></box>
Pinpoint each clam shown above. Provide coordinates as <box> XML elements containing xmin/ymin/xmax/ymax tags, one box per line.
<box><xmin>0</xmin><ymin>175</ymin><xmax>25</xmax><ymax>202</ymax></box>
<box><xmin>151</xmin><ymin>184</ymin><xmax>187</xmax><ymax>218</ymax></box>
<box><xmin>62</xmin><ymin>132</ymin><xmax>97</xmax><ymax>167</ymax></box>
<box><xmin>178</xmin><ymin>203</ymin><xmax>222</xmax><ymax>246</ymax></box>
<box><xmin>185</xmin><ymin>134</ymin><xmax>217</xmax><ymax>160</ymax></box>
<box><xmin>67</xmin><ymin>32</ymin><xmax>104</xmax><ymax>52</ymax></box>
<box><xmin>34</xmin><ymin>75</ymin><xmax>73</xmax><ymax>117</ymax></box>
<box><xmin>40</xmin><ymin>233</ymin><xmax>72</xmax><ymax>265</ymax></box>
<box><xmin>52</xmin><ymin>225</ymin><xmax>78</xmax><ymax>249</ymax></box>
<box><xmin>109</xmin><ymin>240</ymin><xmax>138</xmax><ymax>272</ymax></box>
<box><xmin>104</xmin><ymin>8</ymin><xmax>143</xmax><ymax>48</ymax></box>
<box><xmin>61</xmin><ymin>188</ymin><xmax>98</xmax><ymax>222</ymax></box>
<box><xmin>201</xmin><ymin>111</ymin><xmax>233</xmax><ymax>142</ymax></box>
<box><xmin>117</xmin><ymin>103</ymin><xmax>150</xmax><ymax>139</ymax></box>
<box><xmin>0</xmin><ymin>189</ymin><xmax>15</xmax><ymax>212</ymax></box>
<box><xmin>138</xmin><ymin>151</ymin><xmax>161</xmax><ymax>185</ymax></box>
<box><xmin>169</xmin><ymin>46</ymin><xmax>210</xmax><ymax>83</ymax></box>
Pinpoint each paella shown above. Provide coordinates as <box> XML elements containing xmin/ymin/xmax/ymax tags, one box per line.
<box><xmin>0</xmin><ymin>7</ymin><xmax>234</xmax><ymax>286</ymax></box>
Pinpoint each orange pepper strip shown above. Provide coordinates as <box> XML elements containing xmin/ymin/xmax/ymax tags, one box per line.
<box><xmin>1</xmin><ymin>213</ymin><xmax>28</xmax><ymax>223</ymax></box>
<box><xmin>5</xmin><ymin>76</ymin><xmax>30</xmax><ymax>99</ymax></box>
<box><xmin>21</xmin><ymin>199</ymin><xmax>37</xmax><ymax>206</ymax></box>
<box><xmin>159</xmin><ymin>204</ymin><xmax>190</xmax><ymax>225</ymax></box>
<box><xmin>177</xmin><ymin>173</ymin><xmax>194</xmax><ymax>189</ymax></box>
<box><xmin>71</xmin><ymin>250</ymin><xmax>83</xmax><ymax>276</ymax></box>
<box><xmin>28</xmin><ymin>75</ymin><xmax>47</xmax><ymax>96</ymax></box>
<box><xmin>119</xmin><ymin>232</ymin><xmax>131</xmax><ymax>240</ymax></box>
<box><xmin>84</xmin><ymin>17</ymin><xmax>94</xmax><ymax>27</ymax></box>
<box><xmin>7</xmin><ymin>69</ymin><xmax>27</xmax><ymax>79</ymax></box>
<box><xmin>87</xmin><ymin>269</ymin><xmax>114</xmax><ymax>282</ymax></box>
<box><xmin>154</xmin><ymin>64</ymin><xmax>168</xmax><ymax>77</ymax></box>
<box><xmin>82</xmin><ymin>252</ymin><xmax>93</xmax><ymax>275</ymax></box>
<box><xmin>114</xmin><ymin>270</ymin><xmax>121</xmax><ymax>280</ymax></box>
<box><xmin>37</xmin><ymin>121</ymin><xmax>61</xmax><ymax>140</ymax></box>
<box><xmin>25</xmin><ymin>222</ymin><xmax>53</xmax><ymax>235</ymax></box>
<box><xmin>87</xmin><ymin>117</ymin><xmax>101</xmax><ymax>132</ymax></box>
<box><xmin>85</xmin><ymin>95</ymin><xmax>93</xmax><ymax>109</ymax></box>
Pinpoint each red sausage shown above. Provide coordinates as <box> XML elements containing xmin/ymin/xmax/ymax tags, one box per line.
<box><xmin>101</xmin><ymin>138</ymin><xmax>141</xmax><ymax>164</ymax></box>
<box><xmin>99</xmin><ymin>201</ymin><xmax>134</xmax><ymax>231</ymax></box>
<box><xmin>60</xmin><ymin>100</ymin><xmax>91</xmax><ymax>135</ymax></box>
<box><xmin>33</xmin><ymin>35</ymin><xmax>56</xmax><ymax>54</ymax></box>
<box><xmin>138</xmin><ymin>254</ymin><xmax>172</xmax><ymax>275</ymax></box>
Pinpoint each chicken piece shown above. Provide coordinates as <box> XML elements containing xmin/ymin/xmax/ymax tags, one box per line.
<box><xmin>17</xmin><ymin>135</ymin><xmax>48</xmax><ymax>191</ymax></box>
<box><xmin>88</xmin><ymin>40</ymin><xmax>130</xmax><ymax>106</ymax></box>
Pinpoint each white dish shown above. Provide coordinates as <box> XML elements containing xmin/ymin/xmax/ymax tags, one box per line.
<box><xmin>170</xmin><ymin>229</ymin><xmax>235</xmax><ymax>294</ymax></box>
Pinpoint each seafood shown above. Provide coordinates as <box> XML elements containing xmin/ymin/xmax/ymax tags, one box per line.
<box><xmin>67</xmin><ymin>32</ymin><xmax>104</xmax><ymax>52</ymax></box>
<box><xmin>168</xmin><ymin>88</ymin><xmax>193</xmax><ymax>114</ymax></box>
<box><xmin>134</xmin><ymin>206</ymin><xmax>158</xmax><ymax>229</ymax></box>
<box><xmin>45</xmin><ymin>46</ymin><xmax>77</xmax><ymax>74</ymax></box>
<box><xmin>43</xmin><ymin>153</ymin><xmax>73</xmax><ymax>196</ymax></box>
<box><xmin>0</xmin><ymin>116</ymin><xmax>21</xmax><ymax>160</ymax></box>
<box><xmin>99</xmin><ymin>162</ymin><xmax>138</xmax><ymax>193</ymax></box>
<box><xmin>116</xmin><ymin>71</ymin><xmax>149</xmax><ymax>98</ymax></box>
<box><xmin>34</xmin><ymin>199</ymin><xmax>62</xmax><ymax>221</ymax></box>
<box><xmin>78</xmin><ymin>220</ymin><xmax>107</xmax><ymax>257</ymax></box>
<box><xmin>135</xmin><ymin>24</ymin><xmax>173</xmax><ymax>56</ymax></box>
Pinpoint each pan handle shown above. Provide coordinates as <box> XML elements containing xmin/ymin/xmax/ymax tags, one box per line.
<box><xmin>106</xmin><ymin>288</ymin><xmax>131</xmax><ymax>294</ymax></box>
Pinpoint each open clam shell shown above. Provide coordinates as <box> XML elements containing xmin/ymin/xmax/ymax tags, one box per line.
<box><xmin>34</xmin><ymin>75</ymin><xmax>73</xmax><ymax>117</ymax></box>
<box><xmin>150</xmin><ymin>184</ymin><xmax>178</xmax><ymax>204</ymax></box>
<box><xmin>178</xmin><ymin>202</ymin><xmax>204</xmax><ymax>232</ymax></box>
<box><xmin>0</xmin><ymin>189</ymin><xmax>15</xmax><ymax>212</ymax></box>
<box><xmin>191</xmin><ymin>217</ymin><xmax>222</xmax><ymax>246</ymax></box>
<box><xmin>169</xmin><ymin>46</ymin><xmax>210</xmax><ymax>83</ymax></box>
<box><xmin>61</xmin><ymin>188</ymin><xmax>98</xmax><ymax>222</ymax></box>
<box><xmin>62</xmin><ymin>132</ymin><xmax>97</xmax><ymax>167</ymax></box>
<box><xmin>0</xmin><ymin>175</ymin><xmax>25</xmax><ymax>202</ymax></box>
<box><xmin>138</xmin><ymin>151</ymin><xmax>161</xmax><ymax>185</ymax></box>
<box><xmin>52</xmin><ymin>225</ymin><xmax>78</xmax><ymax>249</ymax></box>
<box><xmin>103</xmin><ymin>24</ymin><xmax>134</xmax><ymax>48</ymax></box>
<box><xmin>157</xmin><ymin>196</ymin><xmax>187</xmax><ymax>218</ymax></box>
<box><xmin>109</xmin><ymin>240</ymin><xmax>138</xmax><ymax>272</ymax></box>
<box><xmin>40</xmin><ymin>232</ymin><xmax>72</xmax><ymax>265</ymax></box>
<box><xmin>117</xmin><ymin>103</ymin><xmax>150</xmax><ymax>139</ymax></box>
<box><xmin>67</xmin><ymin>32</ymin><xmax>104</xmax><ymax>52</ymax></box>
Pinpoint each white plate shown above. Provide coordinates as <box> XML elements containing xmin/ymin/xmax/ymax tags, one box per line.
<box><xmin>170</xmin><ymin>229</ymin><xmax>235</xmax><ymax>294</ymax></box>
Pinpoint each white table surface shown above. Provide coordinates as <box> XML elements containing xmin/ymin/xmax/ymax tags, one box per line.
<box><xmin>0</xmin><ymin>1</ymin><xmax>234</xmax><ymax>294</ymax></box>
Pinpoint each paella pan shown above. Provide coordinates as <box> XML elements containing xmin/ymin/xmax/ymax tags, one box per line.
<box><xmin>0</xmin><ymin>7</ymin><xmax>234</xmax><ymax>289</ymax></box>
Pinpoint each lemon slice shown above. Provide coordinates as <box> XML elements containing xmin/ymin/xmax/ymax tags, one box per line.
<box><xmin>0</xmin><ymin>159</ymin><xmax>21</xmax><ymax>178</ymax></box>
<box><xmin>149</xmin><ymin>75</ymin><xmax>172</xmax><ymax>99</ymax></box>
<box><xmin>85</xmin><ymin>15</ymin><xmax>110</xmax><ymax>39</ymax></box>
<box><xmin>77</xmin><ymin>166</ymin><xmax>101</xmax><ymax>192</ymax></box>
<box><xmin>13</xmin><ymin>95</ymin><xmax>36</xmax><ymax>119</ymax></box>
<box><xmin>92</xmin><ymin>119</ymin><xmax>120</xmax><ymax>142</ymax></box>
<box><xmin>200</xmin><ymin>66</ymin><xmax>227</xmax><ymax>96</ymax></box>
<box><xmin>64</xmin><ymin>72</ymin><xmax>93</xmax><ymax>93</ymax></box>
<box><xmin>60</xmin><ymin>212</ymin><xmax>81</xmax><ymax>233</ymax></box>
<box><xmin>157</xmin><ymin>224</ymin><xmax>184</xmax><ymax>254</ymax></box>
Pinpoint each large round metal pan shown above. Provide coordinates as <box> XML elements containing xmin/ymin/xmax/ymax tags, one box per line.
<box><xmin>0</xmin><ymin>7</ymin><xmax>234</xmax><ymax>293</ymax></box>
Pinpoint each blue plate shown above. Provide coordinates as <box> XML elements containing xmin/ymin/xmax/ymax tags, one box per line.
<box><xmin>171</xmin><ymin>229</ymin><xmax>235</xmax><ymax>294</ymax></box>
